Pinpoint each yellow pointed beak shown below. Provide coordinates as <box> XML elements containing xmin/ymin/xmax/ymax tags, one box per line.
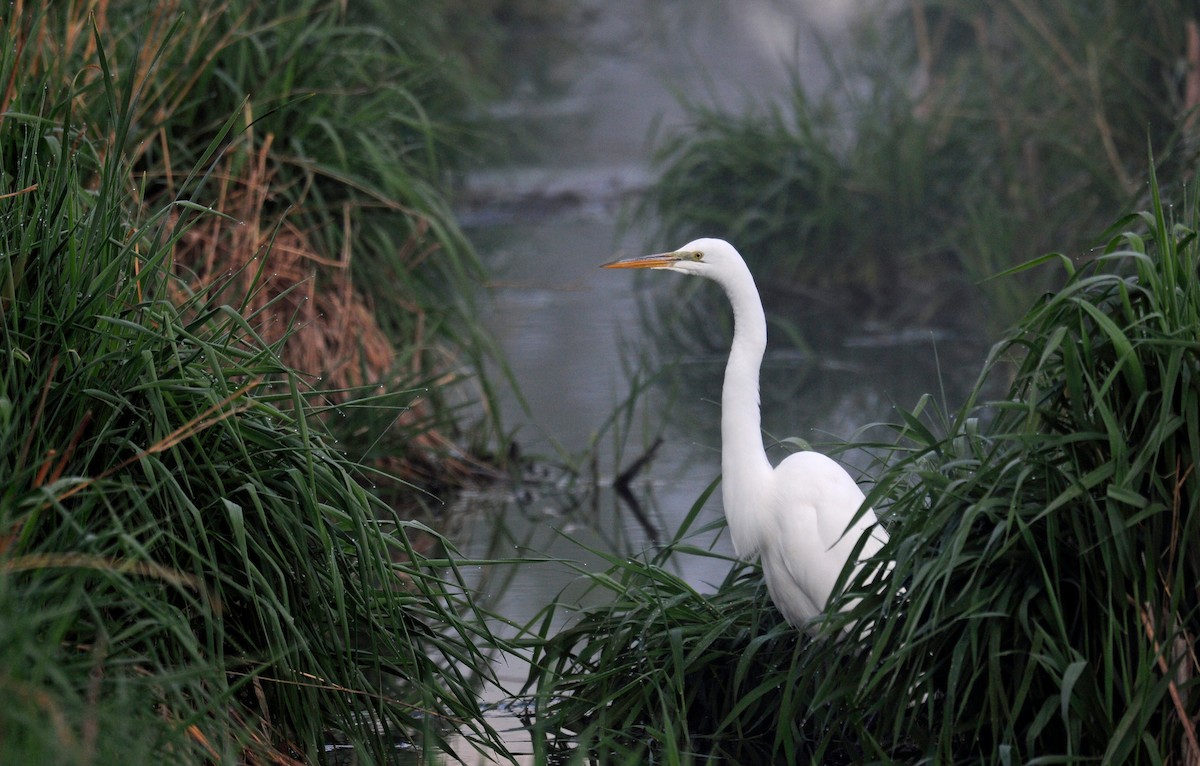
<box><xmin>600</xmin><ymin>252</ymin><xmax>682</xmax><ymax>269</ymax></box>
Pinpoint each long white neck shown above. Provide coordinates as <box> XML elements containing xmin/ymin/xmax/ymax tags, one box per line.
<box><xmin>718</xmin><ymin>266</ymin><xmax>774</xmax><ymax>558</ymax></box>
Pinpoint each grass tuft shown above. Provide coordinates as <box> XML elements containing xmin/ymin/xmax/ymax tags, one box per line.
<box><xmin>1</xmin><ymin>15</ymin><xmax>505</xmax><ymax>763</ymax></box>
<box><xmin>9</xmin><ymin>0</ymin><xmax>510</xmax><ymax>485</ymax></box>
<box><xmin>641</xmin><ymin>1</ymin><xmax>1197</xmax><ymax>326</ymax></box>
<box><xmin>525</xmin><ymin>167</ymin><xmax>1200</xmax><ymax>763</ymax></box>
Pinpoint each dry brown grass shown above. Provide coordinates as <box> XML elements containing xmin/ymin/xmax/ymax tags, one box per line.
<box><xmin>171</xmin><ymin>133</ymin><xmax>398</xmax><ymax>395</ymax></box>
<box><xmin>166</xmin><ymin>132</ymin><xmax>490</xmax><ymax>488</ymax></box>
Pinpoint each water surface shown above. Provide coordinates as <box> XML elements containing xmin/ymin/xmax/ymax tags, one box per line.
<box><xmin>443</xmin><ymin>2</ymin><xmax>987</xmax><ymax>761</ymax></box>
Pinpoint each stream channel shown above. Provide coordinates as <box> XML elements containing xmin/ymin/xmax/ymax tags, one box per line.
<box><xmin>432</xmin><ymin>2</ymin><xmax>989</xmax><ymax>762</ymax></box>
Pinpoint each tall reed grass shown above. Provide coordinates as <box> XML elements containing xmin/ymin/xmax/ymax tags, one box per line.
<box><xmin>5</xmin><ymin>0</ymin><xmax>510</xmax><ymax>483</ymax></box>
<box><xmin>1</xmin><ymin>9</ymin><xmax>507</xmax><ymax>764</ymax></box>
<box><xmin>525</xmin><ymin>172</ymin><xmax>1200</xmax><ymax>763</ymax></box>
<box><xmin>643</xmin><ymin>1</ymin><xmax>1195</xmax><ymax>326</ymax></box>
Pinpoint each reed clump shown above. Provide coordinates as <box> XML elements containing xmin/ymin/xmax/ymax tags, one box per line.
<box><xmin>7</xmin><ymin>0</ymin><xmax>505</xmax><ymax>486</ymax></box>
<box><xmin>1</xmin><ymin>4</ymin><xmax>510</xmax><ymax>763</ymax></box>
<box><xmin>643</xmin><ymin>1</ymin><xmax>1198</xmax><ymax>326</ymax></box>
<box><xmin>526</xmin><ymin>172</ymin><xmax>1200</xmax><ymax>763</ymax></box>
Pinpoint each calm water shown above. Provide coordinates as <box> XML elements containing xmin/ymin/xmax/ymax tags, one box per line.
<box><xmin>439</xmin><ymin>2</ymin><xmax>987</xmax><ymax>761</ymax></box>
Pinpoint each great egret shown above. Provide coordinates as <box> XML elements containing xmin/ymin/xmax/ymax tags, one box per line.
<box><xmin>603</xmin><ymin>238</ymin><xmax>888</xmax><ymax>629</ymax></box>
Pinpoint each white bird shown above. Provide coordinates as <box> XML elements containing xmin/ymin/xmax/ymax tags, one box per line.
<box><xmin>603</xmin><ymin>238</ymin><xmax>888</xmax><ymax>630</ymax></box>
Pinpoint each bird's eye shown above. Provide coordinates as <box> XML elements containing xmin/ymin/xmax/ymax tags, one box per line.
<box><xmin>692</xmin><ymin>251</ymin><xmax>704</xmax><ymax>261</ymax></box>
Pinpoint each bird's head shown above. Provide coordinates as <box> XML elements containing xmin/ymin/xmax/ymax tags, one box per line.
<box><xmin>601</xmin><ymin>238</ymin><xmax>745</xmax><ymax>283</ymax></box>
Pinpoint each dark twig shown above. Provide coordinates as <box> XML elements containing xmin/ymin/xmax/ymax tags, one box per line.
<box><xmin>614</xmin><ymin>436</ymin><xmax>664</xmax><ymax>490</ymax></box>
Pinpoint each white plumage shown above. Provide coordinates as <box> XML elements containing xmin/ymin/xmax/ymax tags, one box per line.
<box><xmin>604</xmin><ymin>238</ymin><xmax>888</xmax><ymax>629</ymax></box>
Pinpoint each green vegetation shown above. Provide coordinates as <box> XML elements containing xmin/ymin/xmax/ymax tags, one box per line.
<box><xmin>643</xmin><ymin>1</ymin><xmax>1196</xmax><ymax>324</ymax></box>
<box><xmin>5</xmin><ymin>0</ymin><xmax>508</xmax><ymax>485</ymax></box>
<box><xmin>8</xmin><ymin>1</ymin><xmax>1199</xmax><ymax>763</ymax></box>
<box><xmin>1</xmin><ymin>2</ymin><xmax>514</xmax><ymax>762</ymax></box>
<box><xmin>525</xmin><ymin>177</ymin><xmax>1200</xmax><ymax>762</ymax></box>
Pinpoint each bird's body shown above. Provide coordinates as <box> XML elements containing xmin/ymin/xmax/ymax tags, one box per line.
<box><xmin>758</xmin><ymin>451</ymin><xmax>880</xmax><ymax>626</ymax></box>
<box><xmin>603</xmin><ymin>238</ymin><xmax>887</xmax><ymax>629</ymax></box>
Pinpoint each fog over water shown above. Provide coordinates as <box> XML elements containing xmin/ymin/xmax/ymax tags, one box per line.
<box><xmin>440</xmin><ymin>3</ymin><xmax>983</xmax><ymax>760</ymax></box>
